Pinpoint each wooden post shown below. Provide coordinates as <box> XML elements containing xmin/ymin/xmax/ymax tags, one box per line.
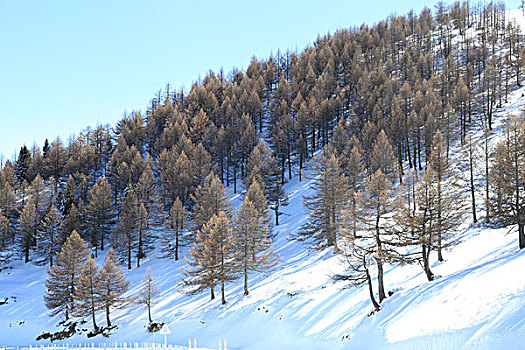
<box><xmin>188</xmin><ymin>339</ymin><xmax>191</xmax><ymax>349</ymax></box>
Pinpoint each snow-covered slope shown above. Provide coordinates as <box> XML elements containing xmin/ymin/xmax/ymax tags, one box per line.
<box><xmin>2</xmin><ymin>9</ymin><xmax>525</xmax><ymax>350</ymax></box>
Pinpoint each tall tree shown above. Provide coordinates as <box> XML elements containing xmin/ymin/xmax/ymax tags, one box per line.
<box><xmin>75</xmin><ymin>255</ymin><xmax>101</xmax><ymax>330</ymax></box>
<box><xmin>233</xmin><ymin>198</ymin><xmax>277</xmax><ymax>295</ymax></box>
<box><xmin>114</xmin><ymin>186</ymin><xmax>139</xmax><ymax>270</ymax></box>
<box><xmin>36</xmin><ymin>205</ymin><xmax>62</xmax><ymax>266</ymax></box>
<box><xmin>97</xmin><ymin>248</ymin><xmax>130</xmax><ymax>327</ymax></box>
<box><xmin>181</xmin><ymin>212</ymin><xmax>236</xmax><ymax>304</ymax></box>
<box><xmin>161</xmin><ymin>197</ymin><xmax>185</xmax><ymax>261</ymax></box>
<box><xmin>191</xmin><ymin>172</ymin><xmax>232</xmax><ymax>233</ymax></box>
<box><xmin>298</xmin><ymin>146</ymin><xmax>348</xmax><ymax>252</ymax></box>
<box><xmin>85</xmin><ymin>177</ymin><xmax>114</xmax><ymax>255</ymax></box>
<box><xmin>137</xmin><ymin>266</ymin><xmax>160</xmax><ymax>324</ymax></box>
<box><xmin>44</xmin><ymin>231</ymin><xmax>91</xmax><ymax>320</ymax></box>
<box><xmin>358</xmin><ymin>169</ymin><xmax>393</xmax><ymax>302</ymax></box>
<box><xmin>18</xmin><ymin>198</ymin><xmax>38</xmax><ymax>263</ymax></box>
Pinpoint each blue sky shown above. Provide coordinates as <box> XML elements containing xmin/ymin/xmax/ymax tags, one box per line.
<box><xmin>0</xmin><ymin>0</ymin><xmax>521</xmax><ymax>162</ymax></box>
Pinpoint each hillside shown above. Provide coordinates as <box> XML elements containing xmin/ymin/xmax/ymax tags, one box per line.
<box><xmin>1</xmin><ymin>83</ymin><xmax>524</xmax><ymax>349</ymax></box>
<box><xmin>1</xmin><ymin>4</ymin><xmax>525</xmax><ymax>350</ymax></box>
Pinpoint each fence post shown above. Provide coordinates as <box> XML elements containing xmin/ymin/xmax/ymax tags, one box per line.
<box><xmin>224</xmin><ymin>339</ymin><xmax>227</xmax><ymax>350</ymax></box>
<box><xmin>219</xmin><ymin>339</ymin><xmax>222</xmax><ymax>350</ymax></box>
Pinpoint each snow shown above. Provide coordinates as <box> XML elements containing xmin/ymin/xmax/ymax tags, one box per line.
<box><xmin>2</xmin><ymin>9</ymin><xmax>525</xmax><ymax>350</ymax></box>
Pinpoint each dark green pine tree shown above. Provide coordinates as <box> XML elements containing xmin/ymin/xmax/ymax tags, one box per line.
<box><xmin>14</xmin><ymin>146</ymin><xmax>31</xmax><ymax>185</ymax></box>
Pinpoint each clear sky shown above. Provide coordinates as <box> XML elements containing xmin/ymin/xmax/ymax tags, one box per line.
<box><xmin>0</xmin><ymin>0</ymin><xmax>521</xmax><ymax>162</ymax></box>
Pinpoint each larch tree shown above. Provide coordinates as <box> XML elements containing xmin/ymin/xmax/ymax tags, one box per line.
<box><xmin>344</xmin><ymin>145</ymin><xmax>366</xmax><ymax>238</ymax></box>
<box><xmin>97</xmin><ymin>248</ymin><xmax>130</xmax><ymax>327</ymax></box>
<box><xmin>428</xmin><ymin>130</ymin><xmax>447</xmax><ymax>261</ymax></box>
<box><xmin>358</xmin><ymin>169</ymin><xmax>393</xmax><ymax>302</ymax></box>
<box><xmin>333</xmin><ymin>235</ymin><xmax>381</xmax><ymax>311</ymax></box>
<box><xmin>136</xmin><ymin>202</ymin><xmax>149</xmax><ymax>268</ymax></box>
<box><xmin>491</xmin><ymin>116</ymin><xmax>525</xmax><ymax>249</ymax></box>
<box><xmin>18</xmin><ymin>197</ymin><xmax>38</xmax><ymax>263</ymax></box>
<box><xmin>60</xmin><ymin>203</ymin><xmax>81</xmax><ymax>246</ymax></box>
<box><xmin>44</xmin><ymin>230</ymin><xmax>91</xmax><ymax>321</ymax></box>
<box><xmin>136</xmin><ymin>160</ymin><xmax>160</xmax><ymax>225</ymax></box>
<box><xmin>181</xmin><ymin>212</ymin><xmax>236</xmax><ymax>304</ymax></box>
<box><xmin>298</xmin><ymin>146</ymin><xmax>348</xmax><ymax>252</ymax></box>
<box><xmin>161</xmin><ymin>197</ymin><xmax>185</xmax><ymax>261</ymax></box>
<box><xmin>85</xmin><ymin>177</ymin><xmax>114</xmax><ymax>255</ymax></box>
<box><xmin>244</xmin><ymin>140</ymin><xmax>287</xmax><ymax>226</ymax></box>
<box><xmin>233</xmin><ymin>198</ymin><xmax>277</xmax><ymax>295</ymax></box>
<box><xmin>36</xmin><ymin>205</ymin><xmax>62</xmax><ymax>266</ymax></box>
<box><xmin>245</xmin><ymin>179</ymin><xmax>270</xmax><ymax>224</ymax></box>
<box><xmin>115</xmin><ymin>185</ymin><xmax>139</xmax><ymax>270</ymax></box>
<box><xmin>75</xmin><ymin>255</ymin><xmax>101</xmax><ymax>330</ymax></box>
<box><xmin>370</xmin><ymin>130</ymin><xmax>398</xmax><ymax>182</ymax></box>
<box><xmin>0</xmin><ymin>212</ymin><xmax>9</xmax><ymax>251</ymax></box>
<box><xmin>137</xmin><ymin>266</ymin><xmax>160</xmax><ymax>323</ymax></box>
<box><xmin>191</xmin><ymin>172</ymin><xmax>232</xmax><ymax>233</ymax></box>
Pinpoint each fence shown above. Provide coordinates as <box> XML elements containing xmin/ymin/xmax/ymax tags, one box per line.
<box><xmin>3</xmin><ymin>340</ymin><xmax>226</xmax><ymax>350</ymax></box>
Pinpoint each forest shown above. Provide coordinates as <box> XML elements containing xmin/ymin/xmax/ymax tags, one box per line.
<box><xmin>0</xmin><ymin>0</ymin><xmax>525</xmax><ymax>337</ymax></box>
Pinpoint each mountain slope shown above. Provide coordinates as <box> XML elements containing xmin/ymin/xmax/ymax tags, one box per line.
<box><xmin>2</xmin><ymin>8</ymin><xmax>525</xmax><ymax>350</ymax></box>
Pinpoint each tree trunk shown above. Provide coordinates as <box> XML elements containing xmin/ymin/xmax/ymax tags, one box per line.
<box><xmin>422</xmin><ymin>244</ymin><xmax>434</xmax><ymax>281</ymax></box>
<box><xmin>128</xmin><ymin>242</ymin><xmax>132</xmax><ymax>270</ymax></box>
<box><xmin>365</xmin><ymin>265</ymin><xmax>380</xmax><ymax>311</ymax></box>
<box><xmin>175</xmin><ymin>227</ymin><xmax>179</xmax><ymax>261</ymax></box>
<box><xmin>148</xmin><ymin>304</ymin><xmax>152</xmax><ymax>323</ymax></box>
<box><xmin>92</xmin><ymin>301</ymin><xmax>98</xmax><ymax>330</ymax></box>
<box><xmin>437</xmin><ymin>180</ymin><xmax>443</xmax><ymax>262</ymax></box>
<box><xmin>375</xmin><ymin>212</ymin><xmax>386</xmax><ymax>302</ymax></box>
<box><xmin>210</xmin><ymin>285</ymin><xmax>215</xmax><ymax>300</ymax></box>
<box><xmin>377</xmin><ymin>259</ymin><xmax>386</xmax><ymax>302</ymax></box>
<box><xmin>244</xmin><ymin>267</ymin><xmax>249</xmax><ymax>296</ymax></box>
<box><xmin>221</xmin><ymin>280</ymin><xmax>226</xmax><ymax>305</ymax></box>
<box><xmin>106</xmin><ymin>304</ymin><xmax>111</xmax><ymax>327</ymax></box>
<box><xmin>470</xmin><ymin>148</ymin><xmax>477</xmax><ymax>223</ymax></box>
<box><xmin>518</xmin><ymin>224</ymin><xmax>525</xmax><ymax>249</ymax></box>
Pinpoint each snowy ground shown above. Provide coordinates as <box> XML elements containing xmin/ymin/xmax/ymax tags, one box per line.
<box><xmin>2</xmin><ymin>10</ymin><xmax>525</xmax><ymax>350</ymax></box>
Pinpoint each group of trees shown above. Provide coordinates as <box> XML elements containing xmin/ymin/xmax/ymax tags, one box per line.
<box><xmin>44</xmin><ymin>230</ymin><xmax>161</xmax><ymax>330</ymax></box>
<box><xmin>0</xmin><ymin>0</ymin><xmax>523</xmax><ymax>320</ymax></box>
<box><xmin>44</xmin><ymin>231</ymin><xmax>130</xmax><ymax>330</ymax></box>
<box><xmin>301</xmin><ymin>128</ymin><xmax>463</xmax><ymax>310</ymax></box>
<box><xmin>180</xmin><ymin>175</ymin><xmax>278</xmax><ymax>304</ymax></box>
